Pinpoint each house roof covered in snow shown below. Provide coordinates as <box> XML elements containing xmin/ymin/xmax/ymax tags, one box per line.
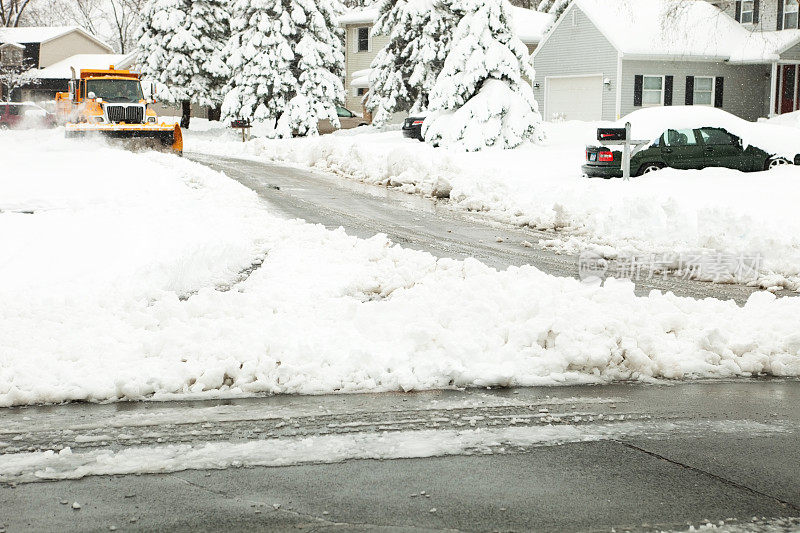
<box><xmin>32</xmin><ymin>52</ymin><xmax>137</xmax><ymax>79</ymax></box>
<box><xmin>510</xmin><ymin>7</ymin><xmax>554</xmax><ymax>44</ymax></box>
<box><xmin>338</xmin><ymin>6</ymin><xmax>554</xmax><ymax>44</ymax></box>
<box><xmin>352</xmin><ymin>68</ymin><xmax>372</xmax><ymax>88</ymax></box>
<box><xmin>338</xmin><ymin>8</ymin><xmax>381</xmax><ymax>26</ymax></box>
<box><xmin>0</xmin><ymin>26</ymin><xmax>112</xmax><ymax>52</ymax></box>
<box><xmin>574</xmin><ymin>0</ymin><xmax>800</xmax><ymax>63</ymax></box>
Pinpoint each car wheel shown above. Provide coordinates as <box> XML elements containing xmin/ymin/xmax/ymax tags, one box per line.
<box><xmin>0</xmin><ymin>123</ymin><xmax>9</xmax><ymax>130</ymax></box>
<box><xmin>358</xmin><ymin>123</ymin><xmax>367</xmax><ymax>127</ymax></box>
<box><xmin>766</xmin><ymin>157</ymin><xmax>791</xmax><ymax>170</ymax></box>
<box><xmin>638</xmin><ymin>163</ymin><xmax>663</xmax><ymax>176</ymax></box>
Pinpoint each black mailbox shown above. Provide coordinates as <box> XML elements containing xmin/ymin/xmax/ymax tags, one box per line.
<box><xmin>230</xmin><ymin>119</ymin><xmax>251</xmax><ymax>128</ymax></box>
<box><xmin>597</xmin><ymin>128</ymin><xmax>627</xmax><ymax>142</ymax></box>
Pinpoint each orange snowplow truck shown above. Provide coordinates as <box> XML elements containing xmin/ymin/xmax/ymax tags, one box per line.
<box><xmin>55</xmin><ymin>66</ymin><xmax>182</xmax><ymax>154</ymax></box>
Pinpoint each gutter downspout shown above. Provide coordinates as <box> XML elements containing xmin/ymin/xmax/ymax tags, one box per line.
<box><xmin>615</xmin><ymin>53</ymin><xmax>623</xmax><ymax>120</ymax></box>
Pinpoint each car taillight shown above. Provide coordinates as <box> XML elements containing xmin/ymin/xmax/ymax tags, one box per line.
<box><xmin>412</xmin><ymin>120</ymin><xmax>423</xmax><ymax>126</ymax></box>
<box><xmin>598</xmin><ymin>151</ymin><xmax>614</xmax><ymax>162</ymax></box>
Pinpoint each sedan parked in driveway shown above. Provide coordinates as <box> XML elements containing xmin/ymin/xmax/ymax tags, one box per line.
<box><xmin>402</xmin><ymin>116</ymin><xmax>426</xmax><ymax>141</ymax></box>
<box><xmin>582</xmin><ymin>106</ymin><xmax>798</xmax><ymax>178</ymax></box>
<box><xmin>317</xmin><ymin>106</ymin><xmax>368</xmax><ymax>135</ymax></box>
<box><xmin>583</xmin><ymin>127</ymin><xmax>781</xmax><ymax>177</ymax></box>
<box><xmin>0</xmin><ymin>102</ymin><xmax>55</xmax><ymax>129</ymax></box>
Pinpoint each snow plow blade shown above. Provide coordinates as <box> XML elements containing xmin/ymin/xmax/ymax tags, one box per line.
<box><xmin>65</xmin><ymin>123</ymin><xmax>183</xmax><ymax>154</ymax></box>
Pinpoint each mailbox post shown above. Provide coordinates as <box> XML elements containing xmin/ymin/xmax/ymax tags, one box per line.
<box><xmin>230</xmin><ymin>119</ymin><xmax>252</xmax><ymax>142</ymax></box>
<box><xmin>622</xmin><ymin>122</ymin><xmax>632</xmax><ymax>181</ymax></box>
<box><xmin>596</xmin><ymin>122</ymin><xmax>644</xmax><ymax>181</ymax></box>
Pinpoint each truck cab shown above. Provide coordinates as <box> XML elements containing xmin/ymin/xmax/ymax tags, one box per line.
<box><xmin>55</xmin><ymin>66</ymin><xmax>182</xmax><ymax>153</ymax></box>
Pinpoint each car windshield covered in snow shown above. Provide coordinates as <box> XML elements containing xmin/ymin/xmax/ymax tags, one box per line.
<box><xmin>86</xmin><ymin>79</ymin><xmax>144</xmax><ymax>103</ymax></box>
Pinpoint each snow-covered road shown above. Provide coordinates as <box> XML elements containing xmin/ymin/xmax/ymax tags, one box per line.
<box><xmin>3</xmin><ymin>130</ymin><xmax>800</xmax><ymax>407</ymax></box>
<box><xmin>187</xmin><ymin>151</ymin><xmax>787</xmax><ymax>304</ymax></box>
<box><xmin>3</xmin><ymin>129</ymin><xmax>800</xmax><ymax>531</ymax></box>
<box><xmin>186</xmin><ymin>120</ymin><xmax>800</xmax><ymax>292</ymax></box>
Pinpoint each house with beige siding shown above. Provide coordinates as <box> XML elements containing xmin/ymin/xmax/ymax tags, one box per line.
<box><xmin>338</xmin><ymin>7</ymin><xmax>554</xmax><ymax>119</ymax></box>
<box><xmin>0</xmin><ymin>26</ymin><xmax>114</xmax><ymax>101</ymax></box>
<box><xmin>532</xmin><ymin>0</ymin><xmax>800</xmax><ymax>122</ymax></box>
<box><xmin>0</xmin><ymin>26</ymin><xmax>113</xmax><ymax>69</ymax></box>
<box><xmin>339</xmin><ymin>8</ymin><xmax>387</xmax><ymax>115</ymax></box>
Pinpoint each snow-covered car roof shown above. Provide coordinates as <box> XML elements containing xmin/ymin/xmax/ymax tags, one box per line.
<box><xmin>617</xmin><ymin>106</ymin><xmax>800</xmax><ymax>158</ymax></box>
<box><xmin>576</xmin><ymin>0</ymin><xmax>800</xmax><ymax>63</ymax></box>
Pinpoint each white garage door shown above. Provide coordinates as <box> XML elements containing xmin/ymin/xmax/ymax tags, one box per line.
<box><xmin>545</xmin><ymin>75</ymin><xmax>603</xmax><ymax>121</ymax></box>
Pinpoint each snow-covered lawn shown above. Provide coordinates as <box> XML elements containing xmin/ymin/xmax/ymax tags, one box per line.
<box><xmin>2</xmin><ymin>129</ymin><xmax>800</xmax><ymax>408</ymax></box>
<box><xmin>185</xmin><ymin>119</ymin><xmax>800</xmax><ymax>290</ymax></box>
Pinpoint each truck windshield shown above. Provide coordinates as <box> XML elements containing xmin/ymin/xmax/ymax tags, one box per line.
<box><xmin>85</xmin><ymin>79</ymin><xmax>143</xmax><ymax>103</ymax></box>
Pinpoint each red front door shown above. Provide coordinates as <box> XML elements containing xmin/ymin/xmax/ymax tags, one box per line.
<box><xmin>778</xmin><ymin>65</ymin><xmax>798</xmax><ymax>115</ymax></box>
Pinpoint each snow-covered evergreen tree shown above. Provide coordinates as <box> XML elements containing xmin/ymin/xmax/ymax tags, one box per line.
<box><xmin>276</xmin><ymin>6</ymin><xmax>347</xmax><ymax>137</ymax></box>
<box><xmin>423</xmin><ymin>0</ymin><xmax>544</xmax><ymax>151</ymax></box>
<box><xmin>536</xmin><ymin>0</ymin><xmax>568</xmax><ymax>17</ymax></box>
<box><xmin>366</xmin><ymin>0</ymin><xmax>459</xmax><ymax>125</ymax></box>
<box><xmin>223</xmin><ymin>0</ymin><xmax>345</xmax><ymax>137</ymax></box>
<box><xmin>137</xmin><ymin>0</ymin><xmax>229</xmax><ymax>128</ymax></box>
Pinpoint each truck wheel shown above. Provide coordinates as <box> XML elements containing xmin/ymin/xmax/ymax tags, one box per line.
<box><xmin>637</xmin><ymin>163</ymin><xmax>663</xmax><ymax>176</ymax></box>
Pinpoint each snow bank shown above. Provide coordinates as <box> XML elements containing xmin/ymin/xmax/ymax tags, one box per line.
<box><xmin>3</xmin><ymin>130</ymin><xmax>800</xmax><ymax>408</ymax></box>
<box><xmin>185</xmin><ymin>122</ymin><xmax>800</xmax><ymax>290</ymax></box>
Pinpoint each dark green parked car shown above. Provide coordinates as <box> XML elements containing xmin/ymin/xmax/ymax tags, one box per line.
<box><xmin>582</xmin><ymin>127</ymin><xmax>793</xmax><ymax>178</ymax></box>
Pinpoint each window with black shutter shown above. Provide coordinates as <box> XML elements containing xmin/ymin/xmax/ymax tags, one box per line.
<box><xmin>693</xmin><ymin>77</ymin><xmax>715</xmax><ymax>105</ymax></box>
<box><xmin>785</xmin><ymin>0</ymin><xmax>799</xmax><ymax>29</ymax></box>
<box><xmin>714</xmin><ymin>77</ymin><xmax>724</xmax><ymax>108</ymax></box>
<box><xmin>737</xmin><ymin>0</ymin><xmax>756</xmax><ymax>23</ymax></box>
<box><xmin>641</xmin><ymin>76</ymin><xmax>664</xmax><ymax>105</ymax></box>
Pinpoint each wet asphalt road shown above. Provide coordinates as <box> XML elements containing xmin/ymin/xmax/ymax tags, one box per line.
<box><xmin>2</xmin><ymin>382</ymin><xmax>800</xmax><ymax>532</ymax></box>
<box><xmin>186</xmin><ymin>152</ymin><xmax>792</xmax><ymax>304</ymax></box>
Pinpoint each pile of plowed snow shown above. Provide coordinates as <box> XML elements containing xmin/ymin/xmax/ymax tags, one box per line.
<box><xmin>185</xmin><ymin>117</ymin><xmax>800</xmax><ymax>291</ymax></box>
<box><xmin>2</xmin><ymin>130</ymin><xmax>799</xmax><ymax>407</ymax></box>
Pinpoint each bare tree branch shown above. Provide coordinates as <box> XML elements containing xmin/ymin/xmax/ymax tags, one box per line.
<box><xmin>1</xmin><ymin>0</ymin><xmax>35</xmax><ymax>27</ymax></box>
<box><xmin>0</xmin><ymin>59</ymin><xmax>40</xmax><ymax>101</ymax></box>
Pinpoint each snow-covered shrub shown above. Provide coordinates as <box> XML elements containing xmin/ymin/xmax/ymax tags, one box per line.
<box><xmin>137</xmin><ymin>0</ymin><xmax>229</xmax><ymax>127</ymax></box>
<box><xmin>222</xmin><ymin>0</ymin><xmax>345</xmax><ymax>137</ymax></box>
<box><xmin>366</xmin><ymin>0</ymin><xmax>459</xmax><ymax>125</ymax></box>
<box><xmin>423</xmin><ymin>0</ymin><xmax>545</xmax><ymax>151</ymax></box>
